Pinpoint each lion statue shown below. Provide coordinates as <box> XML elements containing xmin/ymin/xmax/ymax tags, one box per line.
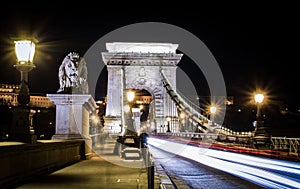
<box><xmin>57</xmin><ymin>52</ymin><xmax>89</xmax><ymax>94</ymax></box>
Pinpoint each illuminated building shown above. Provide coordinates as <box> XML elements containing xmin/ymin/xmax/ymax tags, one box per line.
<box><xmin>0</xmin><ymin>83</ymin><xmax>55</xmax><ymax>140</ymax></box>
<box><xmin>0</xmin><ymin>83</ymin><xmax>55</xmax><ymax>108</ymax></box>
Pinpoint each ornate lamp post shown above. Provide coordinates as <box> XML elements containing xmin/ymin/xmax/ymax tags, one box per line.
<box><xmin>253</xmin><ymin>93</ymin><xmax>264</xmax><ymax>135</ymax></box>
<box><xmin>210</xmin><ymin>106</ymin><xmax>217</xmax><ymax>126</ymax></box>
<box><xmin>166</xmin><ymin>116</ymin><xmax>171</xmax><ymax>132</ymax></box>
<box><xmin>179</xmin><ymin>112</ymin><xmax>186</xmax><ymax>132</ymax></box>
<box><xmin>10</xmin><ymin>39</ymin><xmax>37</xmax><ymax>143</ymax></box>
<box><xmin>14</xmin><ymin>40</ymin><xmax>36</xmax><ymax>105</ymax></box>
<box><xmin>254</xmin><ymin>94</ymin><xmax>264</xmax><ymax>118</ymax></box>
<box><xmin>124</xmin><ymin>90</ymin><xmax>136</xmax><ymax>135</ymax></box>
<box><xmin>253</xmin><ymin>93</ymin><xmax>270</xmax><ymax>148</ymax></box>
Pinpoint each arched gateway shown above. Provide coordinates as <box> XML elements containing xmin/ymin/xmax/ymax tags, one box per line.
<box><xmin>102</xmin><ymin>42</ymin><xmax>183</xmax><ymax>134</ymax></box>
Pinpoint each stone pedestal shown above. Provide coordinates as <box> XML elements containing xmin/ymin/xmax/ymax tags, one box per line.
<box><xmin>47</xmin><ymin>94</ymin><xmax>96</xmax><ymax>158</ymax></box>
<box><xmin>253</xmin><ymin>120</ymin><xmax>271</xmax><ymax>149</ymax></box>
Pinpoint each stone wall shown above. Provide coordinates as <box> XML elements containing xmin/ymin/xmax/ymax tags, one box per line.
<box><xmin>0</xmin><ymin>139</ymin><xmax>85</xmax><ymax>188</ymax></box>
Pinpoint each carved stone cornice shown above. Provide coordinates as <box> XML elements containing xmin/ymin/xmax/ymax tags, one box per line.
<box><xmin>102</xmin><ymin>52</ymin><xmax>183</xmax><ymax>66</ymax></box>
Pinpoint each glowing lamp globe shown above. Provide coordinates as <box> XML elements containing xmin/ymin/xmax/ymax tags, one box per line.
<box><xmin>166</xmin><ymin>117</ymin><xmax>171</xmax><ymax>122</ymax></box>
<box><xmin>15</xmin><ymin>40</ymin><xmax>35</xmax><ymax>64</ymax></box>
<box><xmin>254</xmin><ymin>94</ymin><xmax>264</xmax><ymax>104</ymax></box>
<box><xmin>210</xmin><ymin>106</ymin><xmax>217</xmax><ymax>114</ymax></box>
<box><xmin>127</xmin><ymin>91</ymin><xmax>135</xmax><ymax>102</ymax></box>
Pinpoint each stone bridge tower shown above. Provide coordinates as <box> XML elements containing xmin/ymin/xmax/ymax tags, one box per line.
<box><xmin>101</xmin><ymin>42</ymin><xmax>183</xmax><ymax>134</ymax></box>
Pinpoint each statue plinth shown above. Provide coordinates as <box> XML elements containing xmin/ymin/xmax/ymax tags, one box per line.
<box><xmin>47</xmin><ymin>94</ymin><xmax>96</xmax><ymax>158</ymax></box>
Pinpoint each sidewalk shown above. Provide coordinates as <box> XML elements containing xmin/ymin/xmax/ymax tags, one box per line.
<box><xmin>15</xmin><ymin>136</ymin><xmax>162</xmax><ymax>189</ymax></box>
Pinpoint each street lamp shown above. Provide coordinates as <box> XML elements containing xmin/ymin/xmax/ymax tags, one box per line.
<box><xmin>14</xmin><ymin>40</ymin><xmax>36</xmax><ymax>105</ymax></box>
<box><xmin>125</xmin><ymin>90</ymin><xmax>136</xmax><ymax>135</ymax></box>
<box><xmin>179</xmin><ymin>112</ymin><xmax>186</xmax><ymax>132</ymax></box>
<box><xmin>253</xmin><ymin>93</ymin><xmax>270</xmax><ymax>148</ymax></box>
<box><xmin>127</xmin><ymin>91</ymin><xmax>135</xmax><ymax>102</ymax></box>
<box><xmin>254</xmin><ymin>93</ymin><xmax>264</xmax><ymax>134</ymax></box>
<box><xmin>10</xmin><ymin>39</ymin><xmax>37</xmax><ymax>143</ymax></box>
<box><xmin>166</xmin><ymin>116</ymin><xmax>171</xmax><ymax>132</ymax></box>
<box><xmin>254</xmin><ymin>94</ymin><xmax>264</xmax><ymax>118</ymax></box>
<box><xmin>210</xmin><ymin>106</ymin><xmax>217</xmax><ymax>126</ymax></box>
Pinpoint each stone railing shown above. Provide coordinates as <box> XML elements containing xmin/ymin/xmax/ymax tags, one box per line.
<box><xmin>0</xmin><ymin>139</ymin><xmax>85</xmax><ymax>188</ymax></box>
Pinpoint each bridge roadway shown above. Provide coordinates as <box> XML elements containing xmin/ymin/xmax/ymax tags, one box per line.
<box><xmin>150</xmin><ymin>146</ymin><xmax>263</xmax><ymax>189</ymax></box>
<box><xmin>149</xmin><ymin>137</ymin><xmax>300</xmax><ymax>189</ymax></box>
<box><xmin>12</xmin><ymin>135</ymin><xmax>300</xmax><ymax>189</ymax></box>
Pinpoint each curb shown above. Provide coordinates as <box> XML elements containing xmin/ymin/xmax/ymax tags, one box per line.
<box><xmin>154</xmin><ymin>162</ymin><xmax>175</xmax><ymax>189</ymax></box>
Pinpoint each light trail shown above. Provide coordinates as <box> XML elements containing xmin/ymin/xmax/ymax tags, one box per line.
<box><xmin>148</xmin><ymin>137</ymin><xmax>300</xmax><ymax>189</ymax></box>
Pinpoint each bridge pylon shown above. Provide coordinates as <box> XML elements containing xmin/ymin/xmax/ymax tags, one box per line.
<box><xmin>101</xmin><ymin>42</ymin><xmax>183</xmax><ymax>135</ymax></box>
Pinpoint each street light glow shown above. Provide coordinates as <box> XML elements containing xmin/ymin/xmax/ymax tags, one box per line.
<box><xmin>14</xmin><ymin>40</ymin><xmax>35</xmax><ymax>64</ymax></box>
<box><xmin>13</xmin><ymin>39</ymin><xmax>36</xmax><ymax>105</ymax></box>
<box><xmin>180</xmin><ymin>112</ymin><xmax>185</xmax><ymax>119</ymax></box>
<box><xmin>210</xmin><ymin>106</ymin><xmax>217</xmax><ymax>114</ymax></box>
<box><xmin>254</xmin><ymin>94</ymin><xmax>264</xmax><ymax>104</ymax></box>
<box><xmin>139</xmin><ymin>105</ymin><xmax>143</xmax><ymax>110</ymax></box>
<box><xmin>166</xmin><ymin>116</ymin><xmax>171</xmax><ymax>122</ymax></box>
<box><xmin>127</xmin><ymin>91</ymin><xmax>135</xmax><ymax>102</ymax></box>
<box><xmin>90</xmin><ymin>115</ymin><xmax>100</xmax><ymax>125</ymax></box>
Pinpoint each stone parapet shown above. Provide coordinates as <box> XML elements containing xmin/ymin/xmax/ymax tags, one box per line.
<box><xmin>0</xmin><ymin>140</ymin><xmax>85</xmax><ymax>188</ymax></box>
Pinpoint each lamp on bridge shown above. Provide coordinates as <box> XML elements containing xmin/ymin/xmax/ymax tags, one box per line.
<box><xmin>166</xmin><ymin>116</ymin><xmax>171</xmax><ymax>132</ymax></box>
<box><xmin>253</xmin><ymin>93</ymin><xmax>270</xmax><ymax>148</ymax></box>
<box><xmin>127</xmin><ymin>91</ymin><xmax>135</xmax><ymax>103</ymax></box>
<box><xmin>179</xmin><ymin>112</ymin><xmax>186</xmax><ymax>132</ymax></box>
<box><xmin>14</xmin><ymin>40</ymin><xmax>36</xmax><ymax>105</ymax></box>
<box><xmin>254</xmin><ymin>93</ymin><xmax>264</xmax><ymax>135</ymax></box>
<box><xmin>124</xmin><ymin>90</ymin><xmax>136</xmax><ymax>135</ymax></box>
<box><xmin>254</xmin><ymin>94</ymin><xmax>264</xmax><ymax>119</ymax></box>
<box><xmin>10</xmin><ymin>39</ymin><xmax>37</xmax><ymax>143</ymax></box>
<box><xmin>210</xmin><ymin>106</ymin><xmax>217</xmax><ymax>126</ymax></box>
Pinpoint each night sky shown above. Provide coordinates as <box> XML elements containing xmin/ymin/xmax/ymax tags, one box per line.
<box><xmin>0</xmin><ymin>3</ymin><xmax>299</xmax><ymax>111</ymax></box>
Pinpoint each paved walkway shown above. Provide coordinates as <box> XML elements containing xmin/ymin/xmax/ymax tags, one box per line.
<box><xmin>15</xmin><ymin>137</ymin><xmax>162</xmax><ymax>189</ymax></box>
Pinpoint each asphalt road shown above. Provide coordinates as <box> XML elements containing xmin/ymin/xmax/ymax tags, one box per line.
<box><xmin>150</xmin><ymin>146</ymin><xmax>263</xmax><ymax>189</ymax></box>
